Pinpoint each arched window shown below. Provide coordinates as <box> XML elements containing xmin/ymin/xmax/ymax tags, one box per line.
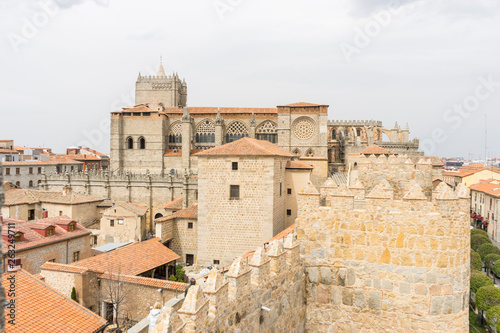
<box><xmin>331</xmin><ymin>129</ymin><xmax>336</xmax><ymax>139</ymax></box>
<box><xmin>195</xmin><ymin>120</ymin><xmax>215</xmax><ymax>144</ymax></box>
<box><xmin>292</xmin><ymin>148</ymin><xmax>301</xmax><ymax>156</ymax></box>
<box><xmin>256</xmin><ymin>121</ymin><xmax>277</xmax><ymax>143</ymax></box>
<box><xmin>154</xmin><ymin>213</ymin><xmax>163</xmax><ymax>219</ymax></box>
<box><xmin>225</xmin><ymin>121</ymin><xmax>248</xmax><ymax>143</ymax></box>
<box><xmin>127</xmin><ymin>137</ymin><xmax>133</xmax><ymax>149</ymax></box>
<box><xmin>306</xmin><ymin>149</ymin><xmax>314</xmax><ymax>157</ymax></box>
<box><xmin>168</xmin><ymin>122</ymin><xmax>182</xmax><ymax>146</ymax></box>
<box><xmin>139</xmin><ymin>137</ymin><xmax>146</xmax><ymax>149</ymax></box>
<box><xmin>29</xmin><ymin>180</ymin><xmax>33</xmax><ymax>187</ymax></box>
<box><xmin>356</xmin><ymin>128</ymin><xmax>361</xmax><ymax>137</ymax></box>
<box><xmin>15</xmin><ymin>181</ymin><xmax>20</xmax><ymax>187</ymax></box>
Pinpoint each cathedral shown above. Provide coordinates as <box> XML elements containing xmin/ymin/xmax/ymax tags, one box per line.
<box><xmin>110</xmin><ymin>62</ymin><xmax>421</xmax><ymax>176</ymax></box>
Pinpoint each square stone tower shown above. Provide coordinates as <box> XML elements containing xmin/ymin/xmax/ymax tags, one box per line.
<box><xmin>135</xmin><ymin>62</ymin><xmax>187</xmax><ymax>107</ymax></box>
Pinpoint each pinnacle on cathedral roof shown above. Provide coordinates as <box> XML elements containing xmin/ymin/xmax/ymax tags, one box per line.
<box><xmin>250</xmin><ymin>112</ymin><xmax>256</xmax><ymax>127</ymax></box>
<box><xmin>181</xmin><ymin>106</ymin><xmax>191</xmax><ymax>121</ymax></box>
<box><xmin>215</xmin><ymin>108</ymin><xmax>222</xmax><ymax>124</ymax></box>
<box><xmin>157</xmin><ymin>63</ymin><xmax>166</xmax><ymax>77</ymax></box>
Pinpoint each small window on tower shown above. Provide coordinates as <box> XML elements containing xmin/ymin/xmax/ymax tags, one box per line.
<box><xmin>232</xmin><ymin>162</ymin><xmax>238</xmax><ymax>170</ymax></box>
<box><xmin>287</xmin><ymin>209</ymin><xmax>292</xmax><ymax>216</ymax></box>
<box><xmin>287</xmin><ymin>188</ymin><xmax>292</xmax><ymax>195</ymax></box>
<box><xmin>230</xmin><ymin>185</ymin><xmax>240</xmax><ymax>200</ymax></box>
<box><xmin>188</xmin><ymin>222</ymin><xmax>193</xmax><ymax>229</ymax></box>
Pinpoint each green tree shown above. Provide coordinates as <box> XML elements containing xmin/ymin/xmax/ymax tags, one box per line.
<box><xmin>71</xmin><ymin>287</ymin><xmax>79</xmax><ymax>303</ymax></box>
<box><xmin>472</xmin><ymin>234</ymin><xmax>492</xmax><ymax>252</ymax></box>
<box><xmin>478</xmin><ymin>243</ymin><xmax>500</xmax><ymax>261</ymax></box>
<box><xmin>485</xmin><ymin>254</ymin><xmax>500</xmax><ymax>271</ymax></box>
<box><xmin>471</xmin><ymin>271</ymin><xmax>494</xmax><ymax>294</ymax></box>
<box><xmin>168</xmin><ymin>275</ymin><xmax>177</xmax><ymax>282</ymax></box>
<box><xmin>472</xmin><ymin>229</ymin><xmax>489</xmax><ymax>237</ymax></box>
<box><xmin>175</xmin><ymin>265</ymin><xmax>185</xmax><ymax>282</ymax></box>
<box><xmin>492</xmin><ymin>260</ymin><xmax>500</xmax><ymax>278</ymax></box>
<box><xmin>471</xmin><ymin>249</ymin><xmax>483</xmax><ymax>271</ymax></box>
<box><xmin>476</xmin><ymin>285</ymin><xmax>500</xmax><ymax>312</ymax></box>
<box><xmin>486</xmin><ymin>305</ymin><xmax>500</xmax><ymax>327</ymax></box>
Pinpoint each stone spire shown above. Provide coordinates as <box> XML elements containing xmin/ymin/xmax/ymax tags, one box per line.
<box><xmin>156</xmin><ymin>63</ymin><xmax>166</xmax><ymax>77</ymax></box>
<box><xmin>215</xmin><ymin>108</ymin><xmax>222</xmax><ymax>125</ymax></box>
<box><xmin>250</xmin><ymin>112</ymin><xmax>256</xmax><ymax>127</ymax></box>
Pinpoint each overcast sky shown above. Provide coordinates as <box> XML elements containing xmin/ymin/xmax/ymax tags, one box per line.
<box><xmin>0</xmin><ymin>0</ymin><xmax>499</xmax><ymax>159</ymax></box>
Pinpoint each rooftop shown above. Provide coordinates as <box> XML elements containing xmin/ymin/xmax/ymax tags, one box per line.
<box><xmin>164</xmin><ymin>197</ymin><xmax>183</xmax><ymax>210</ymax></box>
<box><xmin>157</xmin><ymin>204</ymin><xmax>198</xmax><ymax>223</ymax></box>
<box><xmin>357</xmin><ymin>144</ymin><xmax>397</xmax><ymax>155</ymax></box>
<box><xmin>67</xmin><ymin>238</ymin><xmax>180</xmax><ymax>276</ymax></box>
<box><xmin>470</xmin><ymin>180</ymin><xmax>500</xmax><ymax>198</ymax></box>
<box><xmin>1</xmin><ymin>216</ymin><xmax>91</xmax><ymax>253</ymax></box>
<box><xmin>2</xmin><ymin>269</ymin><xmax>107</xmax><ymax>333</ymax></box>
<box><xmin>196</xmin><ymin>137</ymin><xmax>293</xmax><ymax>157</ymax></box>
<box><xmin>3</xmin><ymin>188</ymin><xmax>104</xmax><ymax>206</ymax></box>
<box><xmin>285</xmin><ymin>160</ymin><xmax>314</xmax><ymax>170</ymax></box>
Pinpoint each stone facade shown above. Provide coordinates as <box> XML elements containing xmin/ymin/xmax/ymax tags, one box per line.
<box><xmin>135</xmin><ymin>63</ymin><xmax>187</xmax><ymax>107</ymax></box>
<box><xmin>99</xmin><ymin>202</ymin><xmax>148</xmax><ymax>245</ymax></box>
<box><xmin>197</xmin><ymin>155</ymin><xmax>288</xmax><ymax>267</ymax></box>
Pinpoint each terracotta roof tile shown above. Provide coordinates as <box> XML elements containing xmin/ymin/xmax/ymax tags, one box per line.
<box><xmin>357</xmin><ymin>144</ymin><xmax>397</xmax><ymax>155</ymax></box>
<box><xmin>278</xmin><ymin>102</ymin><xmax>323</xmax><ymax>107</ymax></box>
<box><xmin>156</xmin><ymin>205</ymin><xmax>197</xmax><ymax>223</ymax></box>
<box><xmin>266</xmin><ymin>224</ymin><xmax>295</xmax><ymax>243</ymax></box>
<box><xmin>4</xmin><ymin>188</ymin><xmax>104</xmax><ymax>206</ymax></box>
<box><xmin>0</xmin><ymin>148</ymin><xmax>19</xmax><ymax>154</ymax></box>
<box><xmin>164</xmin><ymin>149</ymin><xmax>203</xmax><ymax>156</ymax></box>
<box><xmin>1</xmin><ymin>216</ymin><xmax>91</xmax><ymax>253</ymax></box>
<box><xmin>470</xmin><ymin>181</ymin><xmax>500</xmax><ymax>198</ymax></box>
<box><xmin>164</xmin><ymin>197</ymin><xmax>183</xmax><ymax>209</ymax></box>
<box><xmin>112</xmin><ymin>202</ymin><xmax>148</xmax><ymax>216</ymax></box>
<box><xmin>196</xmin><ymin>137</ymin><xmax>293</xmax><ymax>157</ymax></box>
<box><xmin>69</xmin><ymin>238</ymin><xmax>180</xmax><ymax>276</ymax></box>
<box><xmin>2</xmin><ymin>269</ymin><xmax>107</xmax><ymax>332</ymax></box>
<box><xmin>285</xmin><ymin>160</ymin><xmax>313</xmax><ymax>170</ymax></box>
<box><xmin>162</xmin><ymin>106</ymin><xmax>278</xmax><ymax>114</ymax></box>
<box><xmin>2</xmin><ymin>159</ymin><xmax>83</xmax><ymax>166</ymax></box>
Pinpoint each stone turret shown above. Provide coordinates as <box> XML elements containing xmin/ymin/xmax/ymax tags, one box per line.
<box><xmin>400</xmin><ymin>122</ymin><xmax>409</xmax><ymax>142</ymax></box>
<box><xmin>390</xmin><ymin>121</ymin><xmax>400</xmax><ymax>142</ymax></box>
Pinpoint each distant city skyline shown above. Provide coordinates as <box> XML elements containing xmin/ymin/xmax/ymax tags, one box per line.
<box><xmin>1</xmin><ymin>0</ymin><xmax>499</xmax><ymax>158</ymax></box>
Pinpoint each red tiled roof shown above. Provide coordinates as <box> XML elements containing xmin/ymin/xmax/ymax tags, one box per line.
<box><xmin>267</xmin><ymin>224</ymin><xmax>295</xmax><ymax>243</ymax></box>
<box><xmin>56</xmin><ymin>154</ymin><xmax>102</xmax><ymax>161</ymax></box>
<box><xmin>69</xmin><ymin>238</ymin><xmax>180</xmax><ymax>276</ymax></box>
<box><xmin>357</xmin><ymin>144</ymin><xmax>396</xmax><ymax>155</ymax></box>
<box><xmin>162</xmin><ymin>106</ymin><xmax>278</xmax><ymax>114</ymax></box>
<box><xmin>1</xmin><ymin>216</ymin><xmax>91</xmax><ymax>253</ymax></box>
<box><xmin>0</xmin><ymin>148</ymin><xmax>19</xmax><ymax>154</ymax></box>
<box><xmin>2</xmin><ymin>159</ymin><xmax>83</xmax><ymax>166</ymax></box>
<box><xmin>470</xmin><ymin>181</ymin><xmax>500</xmax><ymax>198</ymax></box>
<box><xmin>164</xmin><ymin>197</ymin><xmax>183</xmax><ymax>210</ymax></box>
<box><xmin>109</xmin><ymin>202</ymin><xmax>147</xmax><ymax>216</ymax></box>
<box><xmin>278</xmin><ymin>102</ymin><xmax>322</xmax><ymax>107</ymax></box>
<box><xmin>40</xmin><ymin>262</ymin><xmax>103</xmax><ymax>274</ymax></box>
<box><xmin>442</xmin><ymin>165</ymin><xmax>500</xmax><ymax>178</ymax></box>
<box><xmin>285</xmin><ymin>160</ymin><xmax>313</xmax><ymax>170</ymax></box>
<box><xmin>3</xmin><ymin>189</ymin><xmax>104</xmax><ymax>206</ymax></box>
<box><xmin>2</xmin><ymin>269</ymin><xmax>107</xmax><ymax>332</ymax></box>
<box><xmin>81</xmin><ymin>147</ymin><xmax>108</xmax><ymax>157</ymax></box>
<box><xmin>156</xmin><ymin>205</ymin><xmax>198</xmax><ymax>223</ymax></box>
<box><xmin>196</xmin><ymin>137</ymin><xmax>293</xmax><ymax>157</ymax></box>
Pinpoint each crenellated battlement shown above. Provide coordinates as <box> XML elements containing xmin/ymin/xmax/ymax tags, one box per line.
<box><xmin>152</xmin><ymin>234</ymin><xmax>306</xmax><ymax>333</ymax></box>
<box><xmin>328</xmin><ymin>119</ymin><xmax>383</xmax><ymax>127</ymax></box>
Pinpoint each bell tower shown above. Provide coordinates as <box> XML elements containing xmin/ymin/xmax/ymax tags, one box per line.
<box><xmin>135</xmin><ymin>60</ymin><xmax>187</xmax><ymax>107</ymax></box>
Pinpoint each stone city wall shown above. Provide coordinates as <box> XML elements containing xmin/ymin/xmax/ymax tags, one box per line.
<box><xmin>153</xmin><ymin>236</ymin><xmax>306</xmax><ymax>333</ymax></box>
<box><xmin>297</xmin><ymin>180</ymin><xmax>470</xmax><ymax>332</ymax></box>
